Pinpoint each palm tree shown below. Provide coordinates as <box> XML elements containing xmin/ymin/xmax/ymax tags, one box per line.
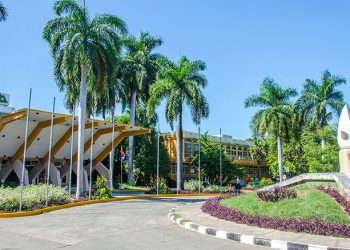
<box><xmin>296</xmin><ymin>70</ymin><xmax>346</xmax><ymax>150</ymax></box>
<box><xmin>118</xmin><ymin>32</ymin><xmax>163</xmax><ymax>185</ymax></box>
<box><xmin>0</xmin><ymin>1</ymin><xmax>8</xmax><ymax>21</ymax></box>
<box><xmin>43</xmin><ymin>0</ymin><xmax>127</xmax><ymax>197</ymax></box>
<box><xmin>148</xmin><ymin>56</ymin><xmax>209</xmax><ymax>190</ymax></box>
<box><xmin>245</xmin><ymin>78</ymin><xmax>297</xmax><ymax>182</ymax></box>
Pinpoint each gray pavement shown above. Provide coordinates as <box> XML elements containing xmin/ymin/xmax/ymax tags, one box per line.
<box><xmin>0</xmin><ymin>197</ymin><xmax>267</xmax><ymax>250</ymax></box>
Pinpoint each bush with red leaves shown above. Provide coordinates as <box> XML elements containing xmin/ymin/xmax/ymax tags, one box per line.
<box><xmin>257</xmin><ymin>186</ymin><xmax>297</xmax><ymax>202</ymax></box>
<box><xmin>201</xmin><ymin>193</ymin><xmax>350</xmax><ymax>238</ymax></box>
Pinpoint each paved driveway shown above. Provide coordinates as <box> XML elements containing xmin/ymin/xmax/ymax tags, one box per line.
<box><xmin>0</xmin><ymin>197</ymin><xmax>267</xmax><ymax>250</ymax></box>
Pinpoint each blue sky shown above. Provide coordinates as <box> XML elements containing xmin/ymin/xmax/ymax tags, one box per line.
<box><xmin>1</xmin><ymin>0</ymin><xmax>350</xmax><ymax>139</ymax></box>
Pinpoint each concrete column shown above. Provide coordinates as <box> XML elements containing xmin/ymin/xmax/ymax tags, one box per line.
<box><xmin>29</xmin><ymin>160</ymin><xmax>61</xmax><ymax>187</ymax></box>
<box><xmin>0</xmin><ymin>159</ymin><xmax>29</xmax><ymax>185</ymax></box>
<box><xmin>339</xmin><ymin>149</ymin><xmax>350</xmax><ymax>174</ymax></box>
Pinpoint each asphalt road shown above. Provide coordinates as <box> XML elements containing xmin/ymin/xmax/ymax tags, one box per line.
<box><xmin>0</xmin><ymin>197</ymin><xmax>267</xmax><ymax>250</ymax></box>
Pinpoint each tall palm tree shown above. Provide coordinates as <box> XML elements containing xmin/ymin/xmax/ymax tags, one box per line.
<box><xmin>118</xmin><ymin>32</ymin><xmax>163</xmax><ymax>185</ymax></box>
<box><xmin>296</xmin><ymin>70</ymin><xmax>346</xmax><ymax>149</ymax></box>
<box><xmin>148</xmin><ymin>56</ymin><xmax>209</xmax><ymax>190</ymax></box>
<box><xmin>0</xmin><ymin>1</ymin><xmax>7</xmax><ymax>21</ymax></box>
<box><xmin>43</xmin><ymin>0</ymin><xmax>127</xmax><ymax>197</ymax></box>
<box><xmin>245</xmin><ymin>78</ymin><xmax>297</xmax><ymax>182</ymax></box>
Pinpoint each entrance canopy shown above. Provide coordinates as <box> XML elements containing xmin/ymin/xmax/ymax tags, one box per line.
<box><xmin>0</xmin><ymin>109</ymin><xmax>150</xmax><ymax>162</ymax></box>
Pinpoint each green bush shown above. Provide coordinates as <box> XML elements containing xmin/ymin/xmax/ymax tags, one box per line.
<box><xmin>92</xmin><ymin>175</ymin><xmax>112</xmax><ymax>199</ymax></box>
<box><xmin>203</xmin><ymin>184</ymin><xmax>235</xmax><ymax>193</ymax></box>
<box><xmin>258</xmin><ymin>177</ymin><xmax>274</xmax><ymax>188</ymax></box>
<box><xmin>159</xmin><ymin>177</ymin><xmax>171</xmax><ymax>194</ymax></box>
<box><xmin>0</xmin><ymin>184</ymin><xmax>72</xmax><ymax>212</ymax></box>
<box><xmin>184</xmin><ymin>179</ymin><xmax>204</xmax><ymax>192</ymax></box>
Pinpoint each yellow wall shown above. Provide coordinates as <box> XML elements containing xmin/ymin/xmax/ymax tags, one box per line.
<box><xmin>162</xmin><ymin>133</ymin><xmax>271</xmax><ymax>181</ymax></box>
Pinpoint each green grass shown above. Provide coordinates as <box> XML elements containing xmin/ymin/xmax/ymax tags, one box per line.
<box><xmin>122</xmin><ymin>184</ymin><xmax>150</xmax><ymax>191</ymax></box>
<box><xmin>220</xmin><ymin>181</ymin><xmax>350</xmax><ymax>225</ymax></box>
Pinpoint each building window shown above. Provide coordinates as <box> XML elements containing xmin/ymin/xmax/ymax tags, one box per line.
<box><xmin>248</xmin><ymin>167</ymin><xmax>258</xmax><ymax>175</ymax></box>
<box><xmin>194</xmin><ymin>142</ymin><xmax>199</xmax><ymax>153</ymax></box>
<box><xmin>171</xmin><ymin>165</ymin><xmax>177</xmax><ymax>175</ymax></box>
<box><xmin>259</xmin><ymin>168</ymin><xmax>269</xmax><ymax>175</ymax></box>
<box><xmin>185</xmin><ymin>139</ymin><xmax>192</xmax><ymax>158</ymax></box>
<box><xmin>190</xmin><ymin>165</ymin><xmax>196</xmax><ymax>174</ymax></box>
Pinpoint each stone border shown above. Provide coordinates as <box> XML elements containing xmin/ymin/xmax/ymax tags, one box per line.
<box><xmin>0</xmin><ymin>193</ymin><xmax>220</xmax><ymax>218</ymax></box>
<box><xmin>168</xmin><ymin>205</ymin><xmax>350</xmax><ymax>250</ymax></box>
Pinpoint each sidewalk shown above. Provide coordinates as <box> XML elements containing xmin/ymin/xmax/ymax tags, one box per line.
<box><xmin>174</xmin><ymin>202</ymin><xmax>350</xmax><ymax>249</ymax></box>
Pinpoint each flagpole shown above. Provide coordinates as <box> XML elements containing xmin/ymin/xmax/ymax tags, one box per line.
<box><xmin>220</xmin><ymin>128</ymin><xmax>222</xmax><ymax>187</ymax></box>
<box><xmin>45</xmin><ymin>97</ymin><xmax>55</xmax><ymax>207</ymax></box>
<box><xmin>19</xmin><ymin>88</ymin><xmax>32</xmax><ymax>211</ymax></box>
<box><xmin>198</xmin><ymin>126</ymin><xmax>201</xmax><ymax>193</ymax></box>
<box><xmin>88</xmin><ymin>114</ymin><xmax>94</xmax><ymax>199</ymax></box>
<box><xmin>156</xmin><ymin>123</ymin><xmax>160</xmax><ymax>195</ymax></box>
<box><xmin>110</xmin><ymin>106</ymin><xmax>115</xmax><ymax>190</ymax></box>
<box><xmin>120</xmin><ymin>146</ymin><xmax>123</xmax><ymax>188</ymax></box>
<box><xmin>68</xmin><ymin>106</ymin><xmax>75</xmax><ymax>194</ymax></box>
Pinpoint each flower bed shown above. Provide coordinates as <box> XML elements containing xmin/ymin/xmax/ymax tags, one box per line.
<box><xmin>201</xmin><ymin>192</ymin><xmax>350</xmax><ymax>238</ymax></box>
<box><xmin>316</xmin><ymin>185</ymin><xmax>350</xmax><ymax>216</ymax></box>
<box><xmin>0</xmin><ymin>184</ymin><xmax>72</xmax><ymax>212</ymax></box>
<box><xmin>257</xmin><ymin>186</ymin><xmax>297</xmax><ymax>202</ymax></box>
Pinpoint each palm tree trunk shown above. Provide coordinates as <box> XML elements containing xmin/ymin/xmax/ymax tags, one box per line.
<box><xmin>127</xmin><ymin>91</ymin><xmax>137</xmax><ymax>185</ymax></box>
<box><xmin>277</xmin><ymin>136</ymin><xmax>283</xmax><ymax>182</ymax></box>
<box><xmin>321</xmin><ymin>138</ymin><xmax>325</xmax><ymax>161</ymax></box>
<box><xmin>176</xmin><ymin>107</ymin><xmax>184</xmax><ymax>191</ymax></box>
<box><xmin>76</xmin><ymin>63</ymin><xmax>87</xmax><ymax>198</ymax></box>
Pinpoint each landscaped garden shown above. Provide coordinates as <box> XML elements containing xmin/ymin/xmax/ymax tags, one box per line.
<box><xmin>0</xmin><ymin>176</ymin><xmax>113</xmax><ymax>212</ymax></box>
<box><xmin>202</xmin><ymin>181</ymin><xmax>350</xmax><ymax>237</ymax></box>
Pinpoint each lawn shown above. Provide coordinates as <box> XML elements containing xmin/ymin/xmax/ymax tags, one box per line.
<box><xmin>220</xmin><ymin>181</ymin><xmax>350</xmax><ymax>225</ymax></box>
<box><xmin>121</xmin><ymin>184</ymin><xmax>150</xmax><ymax>191</ymax></box>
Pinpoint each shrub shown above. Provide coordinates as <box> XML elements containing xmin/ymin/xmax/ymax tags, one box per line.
<box><xmin>184</xmin><ymin>179</ymin><xmax>204</xmax><ymax>192</ymax></box>
<box><xmin>316</xmin><ymin>185</ymin><xmax>350</xmax><ymax>216</ymax></box>
<box><xmin>256</xmin><ymin>186</ymin><xmax>297</xmax><ymax>202</ymax></box>
<box><xmin>258</xmin><ymin>177</ymin><xmax>273</xmax><ymax>188</ymax></box>
<box><xmin>146</xmin><ymin>177</ymin><xmax>172</xmax><ymax>194</ymax></box>
<box><xmin>0</xmin><ymin>184</ymin><xmax>72</xmax><ymax>212</ymax></box>
<box><xmin>92</xmin><ymin>175</ymin><xmax>112</xmax><ymax>199</ymax></box>
<box><xmin>202</xmin><ymin>194</ymin><xmax>350</xmax><ymax>238</ymax></box>
<box><xmin>203</xmin><ymin>184</ymin><xmax>235</xmax><ymax>193</ymax></box>
<box><xmin>158</xmin><ymin>177</ymin><xmax>171</xmax><ymax>194</ymax></box>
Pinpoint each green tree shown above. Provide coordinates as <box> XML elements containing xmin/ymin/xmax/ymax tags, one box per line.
<box><xmin>0</xmin><ymin>1</ymin><xmax>7</xmax><ymax>22</ymax></box>
<box><xmin>296</xmin><ymin>70</ymin><xmax>346</xmax><ymax>149</ymax></box>
<box><xmin>302</xmin><ymin>125</ymin><xmax>339</xmax><ymax>172</ymax></box>
<box><xmin>245</xmin><ymin>78</ymin><xmax>297</xmax><ymax>182</ymax></box>
<box><xmin>191</xmin><ymin>133</ymin><xmax>239</xmax><ymax>184</ymax></box>
<box><xmin>133</xmin><ymin>131</ymin><xmax>171</xmax><ymax>186</ymax></box>
<box><xmin>112</xmin><ymin>105</ymin><xmax>170</xmax><ymax>186</ymax></box>
<box><xmin>43</xmin><ymin>0</ymin><xmax>127</xmax><ymax>197</ymax></box>
<box><xmin>148</xmin><ymin>56</ymin><xmax>209</xmax><ymax>190</ymax></box>
<box><xmin>247</xmin><ymin>136</ymin><xmax>268</xmax><ymax>165</ymax></box>
<box><xmin>118</xmin><ymin>32</ymin><xmax>163</xmax><ymax>185</ymax></box>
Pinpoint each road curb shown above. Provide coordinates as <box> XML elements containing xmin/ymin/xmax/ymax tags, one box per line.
<box><xmin>168</xmin><ymin>205</ymin><xmax>350</xmax><ymax>250</ymax></box>
<box><xmin>0</xmin><ymin>193</ymin><xmax>220</xmax><ymax>218</ymax></box>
